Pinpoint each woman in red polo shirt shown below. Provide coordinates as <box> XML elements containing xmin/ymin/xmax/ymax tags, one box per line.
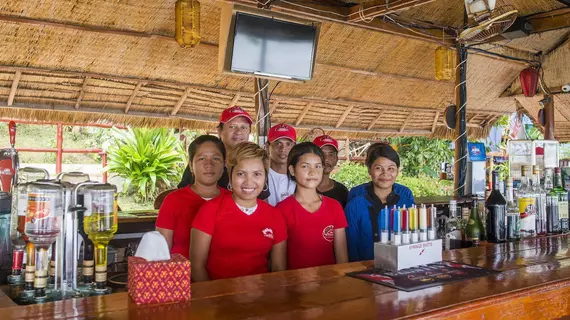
<box><xmin>191</xmin><ymin>142</ymin><xmax>287</xmax><ymax>281</ymax></box>
<box><xmin>276</xmin><ymin>142</ymin><xmax>348</xmax><ymax>270</ymax></box>
<box><xmin>155</xmin><ymin>135</ymin><xmax>228</xmax><ymax>259</ymax></box>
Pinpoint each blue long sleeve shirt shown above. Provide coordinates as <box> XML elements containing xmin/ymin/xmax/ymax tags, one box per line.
<box><xmin>344</xmin><ymin>183</ymin><xmax>415</xmax><ymax>262</ymax></box>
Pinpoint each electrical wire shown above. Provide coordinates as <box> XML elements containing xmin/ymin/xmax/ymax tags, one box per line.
<box><xmin>279</xmin><ymin>0</ymin><xmax>346</xmax><ymax>18</ymax></box>
<box><xmin>466</xmin><ymin>47</ymin><xmax>542</xmax><ymax>67</ymax></box>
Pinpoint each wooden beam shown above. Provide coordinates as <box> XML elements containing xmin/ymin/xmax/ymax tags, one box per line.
<box><xmin>228</xmin><ymin>0</ymin><xmax>453</xmax><ymax>45</ymax></box>
<box><xmin>170</xmin><ymin>87</ymin><xmax>191</xmax><ymax>116</ymax></box>
<box><xmin>480</xmin><ymin>114</ymin><xmax>496</xmax><ymax>126</ymax></box>
<box><xmin>320</xmin><ymin>63</ymin><xmax>451</xmax><ymax>85</ymax></box>
<box><xmin>431</xmin><ymin>111</ymin><xmax>440</xmax><ymax>133</ymax></box>
<box><xmin>296</xmin><ymin>103</ymin><xmax>312</xmax><ymax>126</ymax></box>
<box><xmin>124</xmin><ymin>82</ymin><xmax>144</xmax><ymax>114</ymax></box>
<box><xmin>466</xmin><ymin>113</ymin><xmax>479</xmax><ymax>123</ymax></box>
<box><xmin>7</xmin><ymin>71</ymin><xmax>21</xmax><ymax>106</ymax></box>
<box><xmin>335</xmin><ymin>105</ymin><xmax>354</xmax><ymax>128</ymax></box>
<box><xmin>367</xmin><ymin>109</ymin><xmax>386</xmax><ymax>130</ymax></box>
<box><xmin>347</xmin><ymin>0</ymin><xmax>436</xmax><ymax>22</ymax></box>
<box><xmin>74</xmin><ymin>76</ymin><xmax>90</xmax><ymax>110</ymax></box>
<box><xmin>228</xmin><ymin>94</ymin><xmax>241</xmax><ymax>107</ymax></box>
<box><xmin>399</xmin><ymin>112</ymin><xmax>414</xmax><ymax>132</ymax></box>
<box><xmin>269</xmin><ymin>101</ymin><xmax>280</xmax><ymax>116</ymax></box>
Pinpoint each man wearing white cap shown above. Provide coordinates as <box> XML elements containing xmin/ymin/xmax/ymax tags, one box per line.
<box><xmin>313</xmin><ymin>135</ymin><xmax>349</xmax><ymax>207</ymax></box>
<box><xmin>178</xmin><ymin>106</ymin><xmax>270</xmax><ymax>200</ymax></box>
<box><xmin>267</xmin><ymin>123</ymin><xmax>297</xmax><ymax>206</ymax></box>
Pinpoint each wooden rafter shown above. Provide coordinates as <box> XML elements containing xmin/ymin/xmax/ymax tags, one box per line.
<box><xmin>228</xmin><ymin>93</ymin><xmax>241</xmax><ymax>107</ymax></box>
<box><xmin>74</xmin><ymin>76</ymin><xmax>90</xmax><ymax>110</ymax></box>
<box><xmin>269</xmin><ymin>101</ymin><xmax>280</xmax><ymax>116</ymax></box>
<box><xmin>7</xmin><ymin>71</ymin><xmax>21</xmax><ymax>106</ymax></box>
<box><xmin>467</xmin><ymin>113</ymin><xmax>479</xmax><ymax>123</ymax></box>
<box><xmin>347</xmin><ymin>0</ymin><xmax>436</xmax><ymax>22</ymax></box>
<box><xmin>124</xmin><ymin>82</ymin><xmax>144</xmax><ymax>114</ymax></box>
<box><xmin>170</xmin><ymin>87</ymin><xmax>191</xmax><ymax>116</ymax></box>
<box><xmin>480</xmin><ymin>114</ymin><xmax>496</xmax><ymax>126</ymax></box>
<box><xmin>431</xmin><ymin>111</ymin><xmax>440</xmax><ymax>133</ymax></box>
<box><xmin>399</xmin><ymin>112</ymin><xmax>414</xmax><ymax>132</ymax></box>
<box><xmin>367</xmin><ymin>109</ymin><xmax>386</xmax><ymax>130</ymax></box>
<box><xmin>335</xmin><ymin>105</ymin><xmax>354</xmax><ymax>128</ymax></box>
<box><xmin>296</xmin><ymin>103</ymin><xmax>312</xmax><ymax>126</ymax></box>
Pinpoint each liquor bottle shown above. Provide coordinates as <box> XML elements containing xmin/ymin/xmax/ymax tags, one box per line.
<box><xmin>519</xmin><ymin>165</ymin><xmax>537</xmax><ymax>238</ymax></box>
<box><xmin>544</xmin><ymin>168</ymin><xmax>554</xmax><ymax>192</ymax></box>
<box><xmin>8</xmin><ymin>183</ymin><xmax>28</xmax><ymax>283</ymax></box>
<box><xmin>465</xmin><ymin>199</ymin><xmax>484</xmax><ymax>244</ymax></box>
<box><xmin>533</xmin><ymin>165</ymin><xmax>547</xmax><ymax>236</ymax></box>
<box><xmin>78</xmin><ymin>209</ymin><xmax>95</xmax><ymax>284</ymax></box>
<box><xmin>506</xmin><ymin>177</ymin><xmax>520</xmax><ymax>241</ymax></box>
<box><xmin>552</xmin><ymin>168</ymin><xmax>568</xmax><ymax>233</ymax></box>
<box><xmin>83</xmin><ymin>184</ymin><xmax>118</xmax><ymax>291</ymax></box>
<box><xmin>445</xmin><ymin>200</ymin><xmax>463</xmax><ymax>240</ymax></box>
<box><xmin>24</xmin><ymin>182</ymin><xmax>64</xmax><ymax>299</ymax></box>
<box><xmin>485</xmin><ymin>171</ymin><xmax>507</xmax><ymax>242</ymax></box>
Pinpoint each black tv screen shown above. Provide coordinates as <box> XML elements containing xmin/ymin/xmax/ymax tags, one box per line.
<box><xmin>230</xmin><ymin>12</ymin><xmax>317</xmax><ymax>81</ymax></box>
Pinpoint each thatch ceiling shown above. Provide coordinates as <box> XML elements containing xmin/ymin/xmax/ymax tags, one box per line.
<box><xmin>0</xmin><ymin>0</ymin><xmax>569</xmax><ymax>140</ymax></box>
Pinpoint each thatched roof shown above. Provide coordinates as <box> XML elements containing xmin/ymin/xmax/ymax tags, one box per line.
<box><xmin>0</xmin><ymin>0</ymin><xmax>569</xmax><ymax>140</ymax></box>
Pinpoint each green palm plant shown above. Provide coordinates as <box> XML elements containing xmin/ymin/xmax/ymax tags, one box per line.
<box><xmin>106</xmin><ymin>127</ymin><xmax>186</xmax><ymax>202</ymax></box>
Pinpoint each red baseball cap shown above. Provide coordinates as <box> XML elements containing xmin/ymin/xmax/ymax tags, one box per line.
<box><xmin>219</xmin><ymin>106</ymin><xmax>253</xmax><ymax>124</ymax></box>
<box><xmin>313</xmin><ymin>135</ymin><xmax>339</xmax><ymax>151</ymax></box>
<box><xmin>268</xmin><ymin>123</ymin><xmax>296</xmax><ymax>143</ymax></box>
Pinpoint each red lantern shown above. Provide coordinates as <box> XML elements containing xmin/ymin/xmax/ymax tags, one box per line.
<box><xmin>520</xmin><ymin>67</ymin><xmax>539</xmax><ymax>97</ymax></box>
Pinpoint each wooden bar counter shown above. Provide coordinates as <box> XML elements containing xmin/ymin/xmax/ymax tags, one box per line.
<box><xmin>3</xmin><ymin>235</ymin><xmax>570</xmax><ymax>319</ymax></box>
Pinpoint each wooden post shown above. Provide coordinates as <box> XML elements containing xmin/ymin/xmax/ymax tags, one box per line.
<box><xmin>454</xmin><ymin>45</ymin><xmax>468</xmax><ymax>197</ymax></box>
<box><xmin>56</xmin><ymin>123</ymin><xmax>63</xmax><ymax>174</ymax></box>
<box><xmin>255</xmin><ymin>78</ymin><xmax>270</xmax><ymax>146</ymax></box>
<box><xmin>543</xmin><ymin>94</ymin><xmax>555</xmax><ymax>140</ymax></box>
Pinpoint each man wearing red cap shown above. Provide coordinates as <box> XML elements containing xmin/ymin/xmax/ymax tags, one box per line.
<box><xmin>267</xmin><ymin>123</ymin><xmax>297</xmax><ymax>206</ymax></box>
<box><xmin>313</xmin><ymin>135</ymin><xmax>349</xmax><ymax>207</ymax></box>
<box><xmin>177</xmin><ymin>106</ymin><xmax>270</xmax><ymax>200</ymax></box>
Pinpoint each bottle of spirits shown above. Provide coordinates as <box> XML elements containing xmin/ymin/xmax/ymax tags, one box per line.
<box><xmin>519</xmin><ymin>165</ymin><xmax>537</xmax><ymax>238</ymax></box>
<box><xmin>24</xmin><ymin>182</ymin><xmax>64</xmax><ymax>299</ymax></box>
<box><xmin>533</xmin><ymin>165</ymin><xmax>547</xmax><ymax>236</ymax></box>
<box><xmin>544</xmin><ymin>168</ymin><xmax>554</xmax><ymax>192</ymax></box>
<box><xmin>465</xmin><ymin>199</ymin><xmax>484</xmax><ymax>244</ymax></box>
<box><xmin>485</xmin><ymin>171</ymin><xmax>507</xmax><ymax>242</ymax></box>
<box><xmin>83</xmin><ymin>184</ymin><xmax>118</xmax><ymax>291</ymax></box>
<box><xmin>506</xmin><ymin>177</ymin><xmax>520</xmax><ymax>241</ymax></box>
<box><xmin>445</xmin><ymin>200</ymin><xmax>463</xmax><ymax>244</ymax></box>
<box><xmin>551</xmin><ymin>167</ymin><xmax>568</xmax><ymax>234</ymax></box>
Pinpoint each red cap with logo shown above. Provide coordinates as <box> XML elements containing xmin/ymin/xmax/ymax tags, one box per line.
<box><xmin>219</xmin><ymin>106</ymin><xmax>253</xmax><ymax>124</ymax></box>
<box><xmin>313</xmin><ymin>135</ymin><xmax>339</xmax><ymax>151</ymax></box>
<box><xmin>268</xmin><ymin>123</ymin><xmax>296</xmax><ymax>143</ymax></box>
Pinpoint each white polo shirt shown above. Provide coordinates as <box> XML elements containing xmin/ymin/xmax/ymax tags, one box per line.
<box><xmin>267</xmin><ymin>168</ymin><xmax>296</xmax><ymax>206</ymax></box>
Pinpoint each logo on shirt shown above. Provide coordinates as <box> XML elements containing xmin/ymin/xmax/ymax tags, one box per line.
<box><xmin>262</xmin><ymin>228</ymin><xmax>274</xmax><ymax>239</ymax></box>
<box><xmin>322</xmin><ymin>225</ymin><xmax>334</xmax><ymax>242</ymax></box>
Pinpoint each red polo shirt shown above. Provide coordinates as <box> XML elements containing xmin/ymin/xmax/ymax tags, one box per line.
<box><xmin>192</xmin><ymin>193</ymin><xmax>287</xmax><ymax>280</ymax></box>
<box><xmin>155</xmin><ymin>186</ymin><xmax>228</xmax><ymax>259</ymax></box>
<box><xmin>276</xmin><ymin>195</ymin><xmax>348</xmax><ymax>270</ymax></box>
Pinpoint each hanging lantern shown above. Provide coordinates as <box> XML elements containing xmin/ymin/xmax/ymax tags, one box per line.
<box><xmin>175</xmin><ymin>0</ymin><xmax>201</xmax><ymax>48</ymax></box>
<box><xmin>519</xmin><ymin>67</ymin><xmax>539</xmax><ymax>97</ymax></box>
<box><xmin>434</xmin><ymin>46</ymin><xmax>454</xmax><ymax>81</ymax></box>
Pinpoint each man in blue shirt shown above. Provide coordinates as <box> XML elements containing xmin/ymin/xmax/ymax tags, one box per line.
<box><xmin>344</xmin><ymin>143</ymin><xmax>415</xmax><ymax>262</ymax></box>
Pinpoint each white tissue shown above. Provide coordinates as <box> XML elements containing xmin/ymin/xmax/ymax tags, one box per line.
<box><xmin>134</xmin><ymin>231</ymin><xmax>171</xmax><ymax>261</ymax></box>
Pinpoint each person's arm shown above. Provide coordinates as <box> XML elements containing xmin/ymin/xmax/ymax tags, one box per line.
<box><xmin>344</xmin><ymin>202</ymin><xmax>361</xmax><ymax>262</ymax></box>
<box><xmin>270</xmin><ymin>240</ymin><xmax>287</xmax><ymax>272</ymax></box>
<box><xmin>333</xmin><ymin>228</ymin><xmax>348</xmax><ymax>264</ymax></box>
<box><xmin>155</xmin><ymin>227</ymin><xmax>173</xmax><ymax>250</ymax></box>
<box><xmin>190</xmin><ymin>228</ymin><xmax>211</xmax><ymax>282</ymax></box>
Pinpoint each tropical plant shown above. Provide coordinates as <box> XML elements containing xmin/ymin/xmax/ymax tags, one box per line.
<box><xmin>388</xmin><ymin>137</ymin><xmax>454</xmax><ymax>178</ymax></box>
<box><xmin>331</xmin><ymin>162</ymin><xmax>370</xmax><ymax>189</ymax></box>
<box><xmin>106</xmin><ymin>127</ymin><xmax>186</xmax><ymax>202</ymax></box>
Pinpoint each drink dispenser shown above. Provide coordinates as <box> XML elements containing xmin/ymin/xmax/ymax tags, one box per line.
<box><xmin>24</xmin><ymin>182</ymin><xmax>64</xmax><ymax>301</ymax></box>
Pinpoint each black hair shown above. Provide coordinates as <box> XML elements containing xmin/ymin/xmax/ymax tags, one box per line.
<box><xmin>365</xmin><ymin>143</ymin><xmax>400</xmax><ymax>169</ymax></box>
<box><xmin>188</xmin><ymin>135</ymin><xmax>226</xmax><ymax>168</ymax></box>
<box><xmin>287</xmin><ymin>142</ymin><xmax>324</xmax><ymax>182</ymax></box>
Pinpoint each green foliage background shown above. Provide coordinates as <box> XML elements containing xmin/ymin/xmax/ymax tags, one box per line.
<box><xmin>106</xmin><ymin>127</ymin><xmax>186</xmax><ymax>202</ymax></box>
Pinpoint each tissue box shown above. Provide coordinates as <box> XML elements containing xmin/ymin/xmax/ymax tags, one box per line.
<box><xmin>128</xmin><ymin>254</ymin><xmax>191</xmax><ymax>305</ymax></box>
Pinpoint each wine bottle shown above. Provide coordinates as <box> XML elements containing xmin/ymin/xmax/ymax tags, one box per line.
<box><xmin>465</xmin><ymin>199</ymin><xmax>484</xmax><ymax>244</ymax></box>
<box><xmin>486</xmin><ymin>171</ymin><xmax>507</xmax><ymax>242</ymax></box>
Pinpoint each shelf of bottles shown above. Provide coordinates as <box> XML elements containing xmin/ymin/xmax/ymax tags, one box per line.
<box><xmin>7</xmin><ymin>170</ymin><xmax>118</xmax><ymax>304</ymax></box>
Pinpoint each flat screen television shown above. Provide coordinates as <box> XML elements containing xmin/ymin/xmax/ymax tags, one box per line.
<box><xmin>219</xmin><ymin>4</ymin><xmax>320</xmax><ymax>82</ymax></box>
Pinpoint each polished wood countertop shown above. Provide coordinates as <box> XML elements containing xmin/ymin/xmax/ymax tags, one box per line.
<box><xmin>3</xmin><ymin>235</ymin><xmax>570</xmax><ymax>319</ymax></box>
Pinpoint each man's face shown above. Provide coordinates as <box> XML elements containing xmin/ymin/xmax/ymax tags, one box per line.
<box><xmin>321</xmin><ymin>145</ymin><xmax>338</xmax><ymax>175</ymax></box>
<box><xmin>218</xmin><ymin>117</ymin><xmax>251</xmax><ymax>149</ymax></box>
<box><xmin>268</xmin><ymin>138</ymin><xmax>295</xmax><ymax>166</ymax></box>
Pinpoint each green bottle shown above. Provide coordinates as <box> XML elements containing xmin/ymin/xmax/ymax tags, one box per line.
<box><xmin>466</xmin><ymin>199</ymin><xmax>484</xmax><ymax>244</ymax></box>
